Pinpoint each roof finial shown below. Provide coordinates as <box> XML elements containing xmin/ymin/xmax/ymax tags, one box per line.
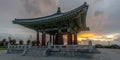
<box><xmin>57</xmin><ymin>7</ymin><xmax>61</xmax><ymax>14</ymax></box>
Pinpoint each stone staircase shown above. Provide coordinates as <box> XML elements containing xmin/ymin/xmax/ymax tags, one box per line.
<box><xmin>22</xmin><ymin>47</ymin><xmax>47</xmax><ymax>57</ymax></box>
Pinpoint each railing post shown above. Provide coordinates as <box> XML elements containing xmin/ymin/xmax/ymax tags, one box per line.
<box><xmin>88</xmin><ymin>40</ymin><xmax>93</xmax><ymax>52</ymax></box>
<box><xmin>7</xmin><ymin>42</ymin><xmax>10</xmax><ymax>49</ymax></box>
<box><xmin>28</xmin><ymin>42</ymin><xmax>32</xmax><ymax>49</ymax></box>
<box><xmin>7</xmin><ymin>42</ymin><xmax>11</xmax><ymax>53</ymax></box>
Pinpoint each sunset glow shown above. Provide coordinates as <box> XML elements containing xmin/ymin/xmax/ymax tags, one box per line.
<box><xmin>63</xmin><ymin>32</ymin><xmax>119</xmax><ymax>43</ymax></box>
<box><xmin>77</xmin><ymin>32</ymin><xmax>118</xmax><ymax>42</ymax></box>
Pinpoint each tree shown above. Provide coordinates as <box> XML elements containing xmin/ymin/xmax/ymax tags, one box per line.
<box><xmin>1</xmin><ymin>38</ymin><xmax>7</xmax><ymax>47</ymax></box>
<box><xmin>5</xmin><ymin>41</ymin><xmax>8</xmax><ymax>46</ymax></box>
<box><xmin>12</xmin><ymin>39</ymin><xmax>16</xmax><ymax>45</ymax></box>
<box><xmin>26</xmin><ymin>40</ymin><xmax>31</xmax><ymax>45</ymax></box>
<box><xmin>32</xmin><ymin>41</ymin><xmax>36</xmax><ymax>46</ymax></box>
<box><xmin>104</xmin><ymin>46</ymin><xmax>110</xmax><ymax>48</ymax></box>
<box><xmin>95</xmin><ymin>44</ymin><xmax>103</xmax><ymax>48</ymax></box>
<box><xmin>19</xmin><ymin>40</ymin><xmax>23</xmax><ymax>45</ymax></box>
<box><xmin>110</xmin><ymin>44</ymin><xmax>120</xmax><ymax>49</ymax></box>
<box><xmin>0</xmin><ymin>41</ymin><xmax>2</xmax><ymax>47</ymax></box>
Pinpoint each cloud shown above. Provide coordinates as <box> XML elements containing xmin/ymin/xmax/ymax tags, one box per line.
<box><xmin>78</xmin><ymin>32</ymin><xmax>120</xmax><ymax>42</ymax></box>
<box><xmin>20</xmin><ymin>0</ymin><xmax>58</xmax><ymax>18</ymax></box>
<box><xmin>0</xmin><ymin>0</ymin><xmax>120</xmax><ymax>43</ymax></box>
<box><xmin>87</xmin><ymin>11</ymin><xmax>108</xmax><ymax>34</ymax></box>
<box><xmin>94</xmin><ymin>11</ymin><xmax>104</xmax><ymax>16</ymax></box>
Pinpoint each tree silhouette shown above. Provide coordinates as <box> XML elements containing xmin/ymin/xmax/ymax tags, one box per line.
<box><xmin>95</xmin><ymin>44</ymin><xmax>103</xmax><ymax>48</ymax></box>
<box><xmin>19</xmin><ymin>40</ymin><xmax>23</xmax><ymax>45</ymax></box>
<box><xmin>32</xmin><ymin>40</ymin><xmax>36</xmax><ymax>46</ymax></box>
<box><xmin>26</xmin><ymin>40</ymin><xmax>31</xmax><ymax>45</ymax></box>
<box><xmin>110</xmin><ymin>44</ymin><xmax>120</xmax><ymax>49</ymax></box>
<box><xmin>1</xmin><ymin>38</ymin><xmax>7</xmax><ymax>47</ymax></box>
<box><xmin>0</xmin><ymin>41</ymin><xmax>2</xmax><ymax>47</ymax></box>
<box><xmin>12</xmin><ymin>39</ymin><xmax>16</xmax><ymax>45</ymax></box>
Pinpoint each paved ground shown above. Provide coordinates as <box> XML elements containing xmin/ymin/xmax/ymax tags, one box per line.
<box><xmin>0</xmin><ymin>49</ymin><xmax>120</xmax><ymax>60</ymax></box>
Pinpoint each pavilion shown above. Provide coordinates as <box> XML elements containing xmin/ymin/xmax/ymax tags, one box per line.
<box><xmin>13</xmin><ymin>2</ymin><xmax>89</xmax><ymax>46</ymax></box>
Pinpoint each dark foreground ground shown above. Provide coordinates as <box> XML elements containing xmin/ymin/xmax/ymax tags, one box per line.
<box><xmin>0</xmin><ymin>48</ymin><xmax>120</xmax><ymax>60</ymax></box>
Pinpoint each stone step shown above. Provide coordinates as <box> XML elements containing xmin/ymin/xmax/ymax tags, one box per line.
<box><xmin>23</xmin><ymin>47</ymin><xmax>47</xmax><ymax>57</ymax></box>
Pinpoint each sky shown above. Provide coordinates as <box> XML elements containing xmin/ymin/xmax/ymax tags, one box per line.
<box><xmin>0</xmin><ymin>0</ymin><xmax>120</xmax><ymax>44</ymax></box>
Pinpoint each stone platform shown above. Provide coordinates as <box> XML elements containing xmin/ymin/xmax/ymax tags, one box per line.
<box><xmin>1</xmin><ymin>49</ymin><xmax>120</xmax><ymax>60</ymax></box>
<box><xmin>7</xmin><ymin>41</ymin><xmax>98</xmax><ymax>57</ymax></box>
<box><xmin>21</xmin><ymin>45</ymin><xmax>99</xmax><ymax>57</ymax></box>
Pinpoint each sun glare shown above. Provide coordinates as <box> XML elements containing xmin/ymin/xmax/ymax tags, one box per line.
<box><xmin>63</xmin><ymin>32</ymin><xmax>119</xmax><ymax>44</ymax></box>
<box><xmin>77</xmin><ymin>32</ymin><xmax>117</xmax><ymax>42</ymax></box>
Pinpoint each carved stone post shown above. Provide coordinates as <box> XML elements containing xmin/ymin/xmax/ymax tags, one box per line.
<box><xmin>88</xmin><ymin>40</ymin><xmax>93</xmax><ymax>52</ymax></box>
<box><xmin>7</xmin><ymin>42</ymin><xmax>11</xmax><ymax>53</ymax></box>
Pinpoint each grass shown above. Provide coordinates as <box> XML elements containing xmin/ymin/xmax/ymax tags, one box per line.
<box><xmin>0</xmin><ymin>48</ymin><xmax>6</xmax><ymax>50</ymax></box>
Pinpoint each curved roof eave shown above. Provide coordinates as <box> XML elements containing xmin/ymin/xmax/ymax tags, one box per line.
<box><xmin>13</xmin><ymin>3</ymin><xmax>89</xmax><ymax>24</ymax></box>
<box><xmin>13</xmin><ymin>13</ymin><xmax>64</xmax><ymax>24</ymax></box>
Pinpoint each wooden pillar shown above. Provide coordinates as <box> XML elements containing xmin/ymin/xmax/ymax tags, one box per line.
<box><xmin>74</xmin><ymin>33</ymin><xmax>78</xmax><ymax>45</ymax></box>
<box><xmin>55</xmin><ymin>34</ymin><xmax>58</xmax><ymax>45</ymax></box>
<box><xmin>57</xmin><ymin>33</ymin><xmax>63</xmax><ymax>45</ymax></box>
<box><xmin>67</xmin><ymin>32</ymin><xmax>72</xmax><ymax>45</ymax></box>
<box><xmin>53</xmin><ymin>35</ymin><xmax>55</xmax><ymax>45</ymax></box>
<box><xmin>50</xmin><ymin>34</ymin><xmax>52</xmax><ymax>44</ymax></box>
<box><xmin>59</xmin><ymin>33</ymin><xmax>63</xmax><ymax>45</ymax></box>
<box><xmin>52</xmin><ymin>35</ymin><xmax>55</xmax><ymax>45</ymax></box>
<box><xmin>42</xmin><ymin>32</ymin><xmax>46</xmax><ymax>46</ymax></box>
<box><xmin>36</xmin><ymin>31</ymin><xmax>40</xmax><ymax>46</ymax></box>
<box><xmin>53</xmin><ymin>35</ymin><xmax>56</xmax><ymax>45</ymax></box>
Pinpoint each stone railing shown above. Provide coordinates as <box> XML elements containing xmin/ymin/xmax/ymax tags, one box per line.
<box><xmin>49</xmin><ymin>41</ymin><xmax>93</xmax><ymax>52</ymax></box>
<box><xmin>7</xmin><ymin>43</ymin><xmax>31</xmax><ymax>54</ymax></box>
<box><xmin>49</xmin><ymin>45</ymin><xmax>89</xmax><ymax>51</ymax></box>
<box><xmin>46</xmin><ymin>41</ymin><xmax>93</xmax><ymax>57</ymax></box>
<box><xmin>8</xmin><ymin>45</ymin><xmax>29</xmax><ymax>50</ymax></box>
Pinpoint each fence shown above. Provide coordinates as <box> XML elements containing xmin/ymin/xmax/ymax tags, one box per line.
<box><xmin>7</xmin><ymin>43</ymin><xmax>31</xmax><ymax>54</ymax></box>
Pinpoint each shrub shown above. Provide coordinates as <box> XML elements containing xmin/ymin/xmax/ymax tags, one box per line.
<box><xmin>95</xmin><ymin>44</ymin><xmax>103</xmax><ymax>48</ymax></box>
<box><xmin>104</xmin><ymin>46</ymin><xmax>110</xmax><ymax>48</ymax></box>
<box><xmin>110</xmin><ymin>44</ymin><xmax>120</xmax><ymax>49</ymax></box>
